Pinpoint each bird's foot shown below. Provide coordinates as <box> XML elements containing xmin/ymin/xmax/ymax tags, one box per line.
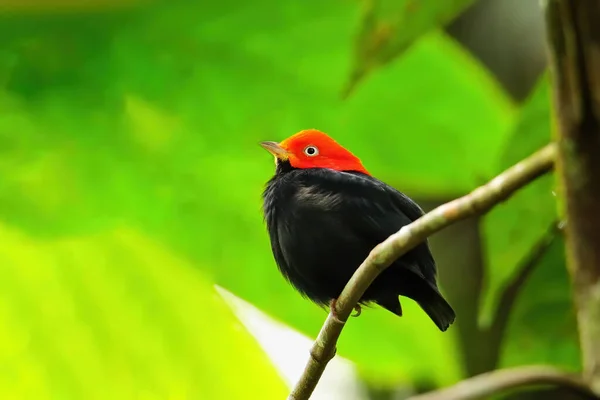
<box><xmin>329</xmin><ymin>299</ymin><xmax>362</xmax><ymax>322</ymax></box>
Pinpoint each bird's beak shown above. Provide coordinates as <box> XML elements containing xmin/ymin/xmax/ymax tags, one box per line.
<box><xmin>260</xmin><ymin>141</ymin><xmax>289</xmax><ymax>160</ymax></box>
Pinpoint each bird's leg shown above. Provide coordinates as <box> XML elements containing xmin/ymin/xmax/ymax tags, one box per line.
<box><xmin>329</xmin><ymin>299</ymin><xmax>362</xmax><ymax>322</ymax></box>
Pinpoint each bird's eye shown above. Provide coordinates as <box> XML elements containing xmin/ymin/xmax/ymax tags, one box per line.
<box><xmin>304</xmin><ymin>146</ymin><xmax>319</xmax><ymax>156</ymax></box>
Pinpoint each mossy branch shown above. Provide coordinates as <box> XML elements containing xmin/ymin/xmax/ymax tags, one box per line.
<box><xmin>406</xmin><ymin>365</ymin><xmax>600</xmax><ymax>400</ymax></box>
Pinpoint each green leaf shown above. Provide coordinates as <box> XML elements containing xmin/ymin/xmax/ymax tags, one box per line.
<box><xmin>500</xmin><ymin>236</ymin><xmax>580</xmax><ymax>371</ymax></box>
<box><xmin>487</xmin><ymin>76</ymin><xmax>577</xmax><ymax>372</ymax></box>
<box><xmin>480</xmin><ymin>76</ymin><xmax>557</xmax><ymax>325</ymax></box>
<box><xmin>0</xmin><ymin>224</ymin><xmax>287</xmax><ymax>399</ymax></box>
<box><xmin>345</xmin><ymin>0</ymin><xmax>477</xmax><ymax>94</ymax></box>
<box><xmin>0</xmin><ymin>0</ymin><xmax>515</xmax><ymax>386</ymax></box>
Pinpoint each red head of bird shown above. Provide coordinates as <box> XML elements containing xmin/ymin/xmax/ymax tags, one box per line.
<box><xmin>259</xmin><ymin>129</ymin><xmax>370</xmax><ymax>175</ymax></box>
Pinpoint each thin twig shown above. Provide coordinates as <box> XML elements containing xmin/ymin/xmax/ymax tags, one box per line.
<box><xmin>405</xmin><ymin>365</ymin><xmax>599</xmax><ymax>400</ymax></box>
<box><xmin>288</xmin><ymin>143</ymin><xmax>557</xmax><ymax>400</ymax></box>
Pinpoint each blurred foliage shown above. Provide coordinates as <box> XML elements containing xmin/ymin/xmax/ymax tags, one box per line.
<box><xmin>500</xmin><ymin>236</ymin><xmax>580</xmax><ymax>371</ymax></box>
<box><xmin>481</xmin><ymin>75</ymin><xmax>557</xmax><ymax>323</ymax></box>
<box><xmin>0</xmin><ymin>0</ymin><xmax>144</xmax><ymax>13</ymax></box>
<box><xmin>0</xmin><ymin>223</ymin><xmax>287</xmax><ymax>399</ymax></box>
<box><xmin>346</xmin><ymin>0</ymin><xmax>477</xmax><ymax>94</ymax></box>
<box><xmin>0</xmin><ymin>0</ymin><xmax>579</xmax><ymax>397</ymax></box>
<box><xmin>487</xmin><ymin>75</ymin><xmax>579</xmax><ymax>371</ymax></box>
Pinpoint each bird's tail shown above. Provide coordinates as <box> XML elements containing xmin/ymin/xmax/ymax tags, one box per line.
<box><xmin>416</xmin><ymin>288</ymin><xmax>455</xmax><ymax>332</ymax></box>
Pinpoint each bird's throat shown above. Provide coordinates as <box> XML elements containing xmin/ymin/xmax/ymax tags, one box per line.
<box><xmin>276</xmin><ymin>159</ymin><xmax>294</xmax><ymax>175</ymax></box>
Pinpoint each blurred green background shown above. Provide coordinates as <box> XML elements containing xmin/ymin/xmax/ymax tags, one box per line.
<box><xmin>0</xmin><ymin>0</ymin><xmax>580</xmax><ymax>399</ymax></box>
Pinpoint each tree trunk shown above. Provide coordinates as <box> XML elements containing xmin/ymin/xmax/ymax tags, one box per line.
<box><xmin>544</xmin><ymin>0</ymin><xmax>600</xmax><ymax>393</ymax></box>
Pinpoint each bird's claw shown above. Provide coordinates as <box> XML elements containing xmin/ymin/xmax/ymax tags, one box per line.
<box><xmin>351</xmin><ymin>304</ymin><xmax>362</xmax><ymax>317</ymax></box>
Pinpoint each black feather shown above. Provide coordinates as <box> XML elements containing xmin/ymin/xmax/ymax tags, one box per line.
<box><xmin>262</xmin><ymin>161</ymin><xmax>455</xmax><ymax>331</ymax></box>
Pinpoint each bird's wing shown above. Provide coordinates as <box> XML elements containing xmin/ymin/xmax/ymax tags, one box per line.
<box><xmin>294</xmin><ymin>168</ymin><xmax>437</xmax><ymax>282</ymax></box>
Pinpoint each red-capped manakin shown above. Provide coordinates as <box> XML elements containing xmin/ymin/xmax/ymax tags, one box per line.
<box><xmin>260</xmin><ymin>129</ymin><xmax>455</xmax><ymax>331</ymax></box>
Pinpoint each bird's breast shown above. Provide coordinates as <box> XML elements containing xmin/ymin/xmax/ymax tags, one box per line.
<box><xmin>262</xmin><ymin>177</ymin><xmax>374</xmax><ymax>302</ymax></box>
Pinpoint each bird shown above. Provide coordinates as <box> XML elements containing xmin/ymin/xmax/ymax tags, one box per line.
<box><xmin>260</xmin><ymin>129</ymin><xmax>455</xmax><ymax>331</ymax></box>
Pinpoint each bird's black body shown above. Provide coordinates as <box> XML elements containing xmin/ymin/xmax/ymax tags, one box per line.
<box><xmin>262</xmin><ymin>160</ymin><xmax>455</xmax><ymax>331</ymax></box>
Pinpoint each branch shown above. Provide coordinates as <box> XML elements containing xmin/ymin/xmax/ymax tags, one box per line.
<box><xmin>544</xmin><ymin>0</ymin><xmax>600</xmax><ymax>392</ymax></box>
<box><xmin>288</xmin><ymin>143</ymin><xmax>557</xmax><ymax>400</ymax></box>
<box><xmin>405</xmin><ymin>366</ymin><xmax>599</xmax><ymax>400</ymax></box>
